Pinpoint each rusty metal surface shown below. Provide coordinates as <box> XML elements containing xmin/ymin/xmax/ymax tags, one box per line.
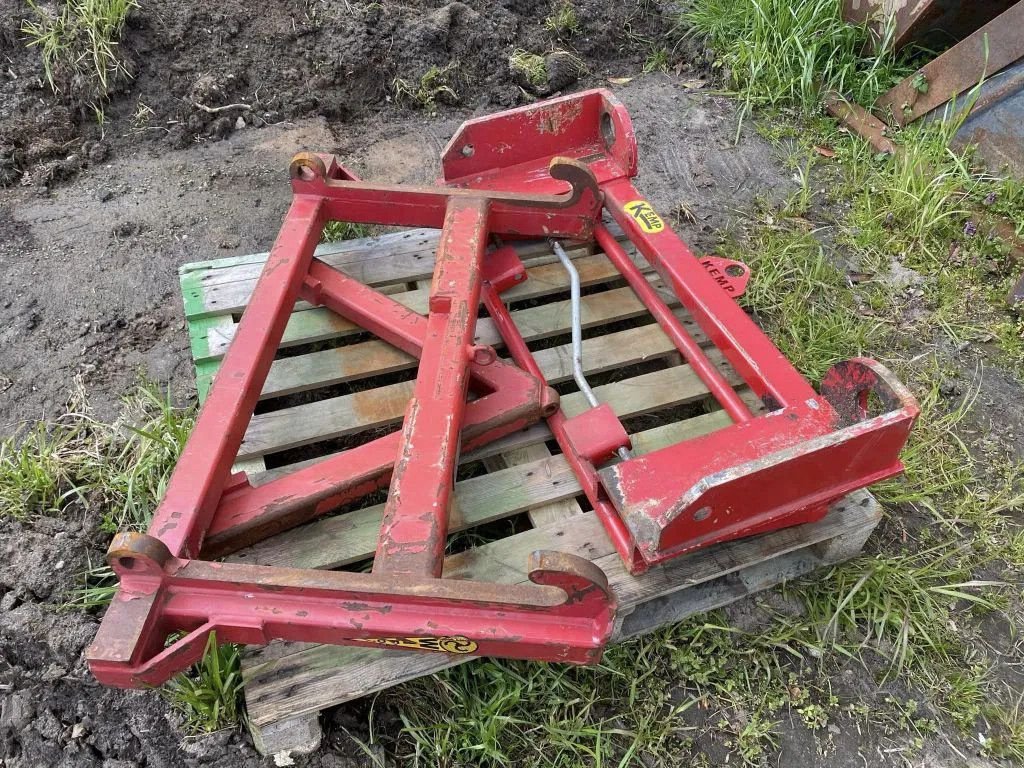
<box><xmin>877</xmin><ymin>1</ymin><xmax>1024</xmax><ymax>126</ymax></box>
<box><xmin>374</xmin><ymin>197</ymin><xmax>489</xmax><ymax>578</ymax></box>
<box><xmin>825</xmin><ymin>93</ymin><xmax>898</xmax><ymax>155</ymax></box>
<box><xmin>947</xmin><ymin>58</ymin><xmax>1024</xmax><ymax>179</ymax></box>
<box><xmin>843</xmin><ymin>0</ymin><xmax>1017</xmax><ymax>51</ymax></box>
<box><xmin>597</xmin><ymin>359</ymin><xmax>918</xmax><ymax>566</ymax></box>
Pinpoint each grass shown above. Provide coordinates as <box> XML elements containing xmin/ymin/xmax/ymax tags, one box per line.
<box><xmin>509</xmin><ymin>49</ymin><xmax>548</xmax><ymax>88</ymax></box>
<box><xmin>322</xmin><ymin>220</ymin><xmax>372</xmax><ymax>243</ymax></box>
<box><xmin>393</xmin><ymin>61</ymin><xmax>460</xmax><ymax>111</ymax></box>
<box><xmin>681</xmin><ymin>0</ymin><xmax>912</xmax><ymax>132</ymax></box>
<box><xmin>1</xmin><ymin>383</ymin><xmax>244</xmax><ymax>733</ymax></box>
<box><xmin>643</xmin><ymin>47</ymin><xmax>671</xmax><ymax>74</ymax></box>
<box><xmin>0</xmin><ymin>420</ymin><xmax>85</xmax><ymax>519</ymax></box>
<box><xmin>544</xmin><ymin>1</ymin><xmax>580</xmax><ymax>38</ymax></box>
<box><xmin>0</xmin><ymin>383</ymin><xmax>193</xmax><ymax>530</ymax></box>
<box><xmin>162</xmin><ymin>632</ymin><xmax>245</xmax><ymax>734</ymax></box>
<box><xmin>721</xmin><ymin>215</ymin><xmax>876</xmax><ymax>380</ymax></box>
<box><xmin>22</xmin><ymin>0</ymin><xmax>137</xmax><ymax>107</ymax></box>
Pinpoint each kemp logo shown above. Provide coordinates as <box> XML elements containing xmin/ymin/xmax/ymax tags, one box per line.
<box><xmin>624</xmin><ymin>200</ymin><xmax>665</xmax><ymax>234</ymax></box>
<box><xmin>351</xmin><ymin>635</ymin><xmax>479</xmax><ymax>654</ymax></box>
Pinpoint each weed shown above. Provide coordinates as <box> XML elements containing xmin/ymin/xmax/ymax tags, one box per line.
<box><xmin>322</xmin><ymin>220</ymin><xmax>372</xmax><ymax>243</ymax></box>
<box><xmin>392</xmin><ymin>61</ymin><xmax>459</xmax><ymax>111</ymax></box>
<box><xmin>682</xmin><ymin>0</ymin><xmax>911</xmax><ymax>132</ymax></box>
<box><xmin>721</xmin><ymin>217</ymin><xmax>876</xmax><ymax>380</ymax></box>
<box><xmin>797</xmin><ymin>545</ymin><xmax>1000</xmax><ymax>676</ymax></box>
<box><xmin>130</xmin><ymin>99</ymin><xmax>154</xmax><ymax>131</ymax></box>
<box><xmin>643</xmin><ymin>47</ymin><xmax>670</xmax><ymax>74</ymax></box>
<box><xmin>65</xmin><ymin>560</ymin><xmax>119</xmax><ymax>611</ymax></box>
<box><xmin>509</xmin><ymin>48</ymin><xmax>548</xmax><ymax>88</ymax></box>
<box><xmin>162</xmin><ymin>632</ymin><xmax>245</xmax><ymax>734</ymax></box>
<box><xmin>0</xmin><ymin>420</ymin><xmax>85</xmax><ymax>519</ymax></box>
<box><xmin>982</xmin><ymin>694</ymin><xmax>1024</xmax><ymax>761</ymax></box>
<box><xmin>544</xmin><ymin>1</ymin><xmax>580</xmax><ymax>37</ymax></box>
<box><xmin>0</xmin><ymin>383</ymin><xmax>195</xmax><ymax>605</ymax></box>
<box><xmin>385</xmin><ymin>633</ymin><xmax>694</xmax><ymax>766</ymax></box>
<box><xmin>22</xmin><ymin>0</ymin><xmax>138</xmax><ymax>105</ymax></box>
<box><xmin>89</xmin><ymin>384</ymin><xmax>195</xmax><ymax>532</ymax></box>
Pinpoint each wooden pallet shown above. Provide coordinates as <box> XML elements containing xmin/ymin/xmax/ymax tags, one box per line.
<box><xmin>178</xmin><ymin>229</ymin><xmax>882</xmax><ymax>757</ymax></box>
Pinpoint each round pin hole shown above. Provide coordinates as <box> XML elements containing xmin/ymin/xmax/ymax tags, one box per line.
<box><xmin>600</xmin><ymin>111</ymin><xmax>615</xmax><ymax>149</ymax></box>
<box><xmin>693</xmin><ymin>506</ymin><xmax>712</xmax><ymax>521</ymax></box>
<box><xmin>117</xmin><ymin>556</ymin><xmax>138</xmax><ymax>571</ymax></box>
<box><xmin>725</xmin><ymin>265</ymin><xmax>745</xmax><ymax>278</ymax></box>
<box><xmin>295</xmin><ymin>164</ymin><xmax>316</xmax><ymax>182</ymax></box>
<box><xmin>461</xmin><ymin>143</ymin><xmax>474</xmax><ymax>157</ymax></box>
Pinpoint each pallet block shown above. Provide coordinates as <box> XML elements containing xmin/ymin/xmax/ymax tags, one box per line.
<box><xmin>178</xmin><ymin>227</ymin><xmax>882</xmax><ymax>756</ymax></box>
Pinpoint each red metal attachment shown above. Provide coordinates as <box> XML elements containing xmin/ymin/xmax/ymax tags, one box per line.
<box><xmin>88</xmin><ymin>89</ymin><xmax>917</xmax><ymax>688</ymax></box>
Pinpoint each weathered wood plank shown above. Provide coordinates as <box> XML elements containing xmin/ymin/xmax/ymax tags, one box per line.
<box><xmin>483</xmin><ymin>443</ymin><xmax>583</xmax><ymax>528</ymax></box>
<box><xmin>207</xmin><ymin>278</ymin><xmax>696</xmax><ymax>400</ymax></box>
<box><xmin>190</xmin><ymin>237</ymin><xmax>605</xmax><ymax>320</ymax></box>
<box><xmin>249</xmin><ymin>389</ymin><xmax>758</xmax><ymax>487</ymax></box>
<box><xmin>238</xmin><ymin>344</ymin><xmax>739</xmax><ymax>460</ymax></box>
<box><xmin>242</xmin><ymin>491</ymin><xmax>878</xmax><ymax>728</ymax></box>
<box><xmin>200</xmin><ymin>261</ymin><xmax>671</xmax><ymax>364</ymax></box>
<box><xmin>229</xmin><ymin>410</ymin><xmax>731</xmax><ymax>571</ymax></box>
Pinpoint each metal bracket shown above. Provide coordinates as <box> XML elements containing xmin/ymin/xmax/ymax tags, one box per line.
<box><xmin>88</xmin><ymin>89</ymin><xmax>917</xmax><ymax>689</ymax></box>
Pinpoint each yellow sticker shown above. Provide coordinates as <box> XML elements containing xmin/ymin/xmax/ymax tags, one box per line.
<box><xmin>351</xmin><ymin>635</ymin><xmax>479</xmax><ymax>654</ymax></box>
<box><xmin>624</xmin><ymin>200</ymin><xmax>664</xmax><ymax>234</ymax></box>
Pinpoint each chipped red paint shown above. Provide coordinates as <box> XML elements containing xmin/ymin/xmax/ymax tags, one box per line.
<box><xmin>89</xmin><ymin>90</ymin><xmax>917</xmax><ymax>690</ymax></box>
<box><xmin>87</xmin><ymin>97</ymin><xmax>618</xmax><ymax>689</ymax></box>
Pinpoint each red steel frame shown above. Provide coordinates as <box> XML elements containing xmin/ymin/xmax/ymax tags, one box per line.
<box><xmin>88</xmin><ymin>89</ymin><xmax>918</xmax><ymax>688</ymax></box>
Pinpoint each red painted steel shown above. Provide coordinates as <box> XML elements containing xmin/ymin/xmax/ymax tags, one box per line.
<box><xmin>88</xmin><ymin>89</ymin><xmax>918</xmax><ymax>690</ymax></box>
<box><xmin>375</xmin><ymin>198</ymin><xmax>490</xmax><ymax>577</ymax></box>
<box><xmin>480</xmin><ymin>278</ymin><xmax>644</xmax><ymax>571</ymax></box>
<box><xmin>595</xmin><ymin>225</ymin><xmax>753</xmax><ymax>424</ymax></box>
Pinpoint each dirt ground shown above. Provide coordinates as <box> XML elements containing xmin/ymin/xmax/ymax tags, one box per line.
<box><xmin>1</xmin><ymin>1</ymin><xmax>1022</xmax><ymax>767</ymax></box>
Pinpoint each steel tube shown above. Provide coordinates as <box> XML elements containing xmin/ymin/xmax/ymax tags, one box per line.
<box><xmin>481</xmin><ymin>282</ymin><xmax>644</xmax><ymax>573</ymax></box>
<box><xmin>594</xmin><ymin>224</ymin><xmax>753</xmax><ymax>424</ymax></box>
<box><xmin>373</xmin><ymin>198</ymin><xmax>490</xmax><ymax>578</ymax></box>
<box><xmin>552</xmin><ymin>240</ymin><xmax>632</xmax><ymax>461</ymax></box>
<box><xmin>147</xmin><ymin>195</ymin><xmax>324</xmax><ymax>558</ymax></box>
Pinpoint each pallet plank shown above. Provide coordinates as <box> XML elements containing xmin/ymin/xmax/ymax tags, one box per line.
<box><xmin>229</xmin><ymin>410</ymin><xmax>733</xmax><ymax>571</ymax></box>
<box><xmin>218</xmin><ymin>289</ymin><xmax>699</xmax><ymax>403</ymax></box>
<box><xmin>242</xmin><ymin>491</ymin><xmax>878</xmax><ymax>728</ymax></box>
<box><xmin>238</xmin><ymin>349</ymin><xmax>739</xmax><ymax>460</ymax></box>
<box><xmin>237</xmin><ymin>305</ymin><xmax>735</xmax><ymax>461</ymax></box>
<box><xmin>189</xmin><ymin>237</ymin><xmax>604</xmax><ymax>321</ymax></box>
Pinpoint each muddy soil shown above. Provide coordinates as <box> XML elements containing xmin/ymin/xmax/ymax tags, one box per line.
<box><xmin>0</xmin><ymin>0</ymin><xmax>671</xmax><ymax>188</ymax></box>
<box><xmin>1</xmin><ymin>2</ymin><xmax>1023</xmax><ymax>766</ymax></box>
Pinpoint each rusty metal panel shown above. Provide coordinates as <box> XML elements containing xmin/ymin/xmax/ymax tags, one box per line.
<box><xmin>947</xmin><ymin>59</ymin><xmax>1024</xmax><ymax>178</ymax></box>
<box><xmin>843</xmin><ymin>0</ymin><xmax>1017</xmax><ymax>51</ymax></box>
<box><xmin>877</xmin><ymin>1</ymin><xmax>1024</xmax><ymax>126</ymax></box>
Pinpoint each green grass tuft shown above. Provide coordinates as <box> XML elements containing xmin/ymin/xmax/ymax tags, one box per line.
<box><xmin>682</xmin><ymin>0</ymin><xmax>911</xmax><ymax>130</ymax></box>
<box><xmin>162</xmin><ymin>632</ymin><xmax>245</xmax><ymax>734</ymax></box>
<box><xmin>544</xmin><ymin>1</ymin><xmax>581</xmax><ymax>37</ymax></box>
<box><xmin>393</xmin><ymin>61</ymin><xmax>460</xmax><ymax>111</ymax></box>
<box><xmin>721</xmin><ymin>216</ymin><xmax>876</xmax><ymax>380</ymax></box>
<box><xmin>22</xmin><ymin>0</ymin><xmax>137</xmax><ymax>107</ymax></box>
<box><xmin>643</xmin><ymin>47</ymin><xmax>671</xmax><ymax>74</ymax></box>
<box><xmin>509</xmin><ymin>48</ymin><xmax>548</xmax><ymax>88</ymax></box>
<box><xmin>322</xmin><ymin>220</ymin><xmax>372</xmax><ymax>243</ymax></box>
<box><xmin>0</xmin><ymin>420</ymin><xmax>85</xmax><ymax>519</ymax></box>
